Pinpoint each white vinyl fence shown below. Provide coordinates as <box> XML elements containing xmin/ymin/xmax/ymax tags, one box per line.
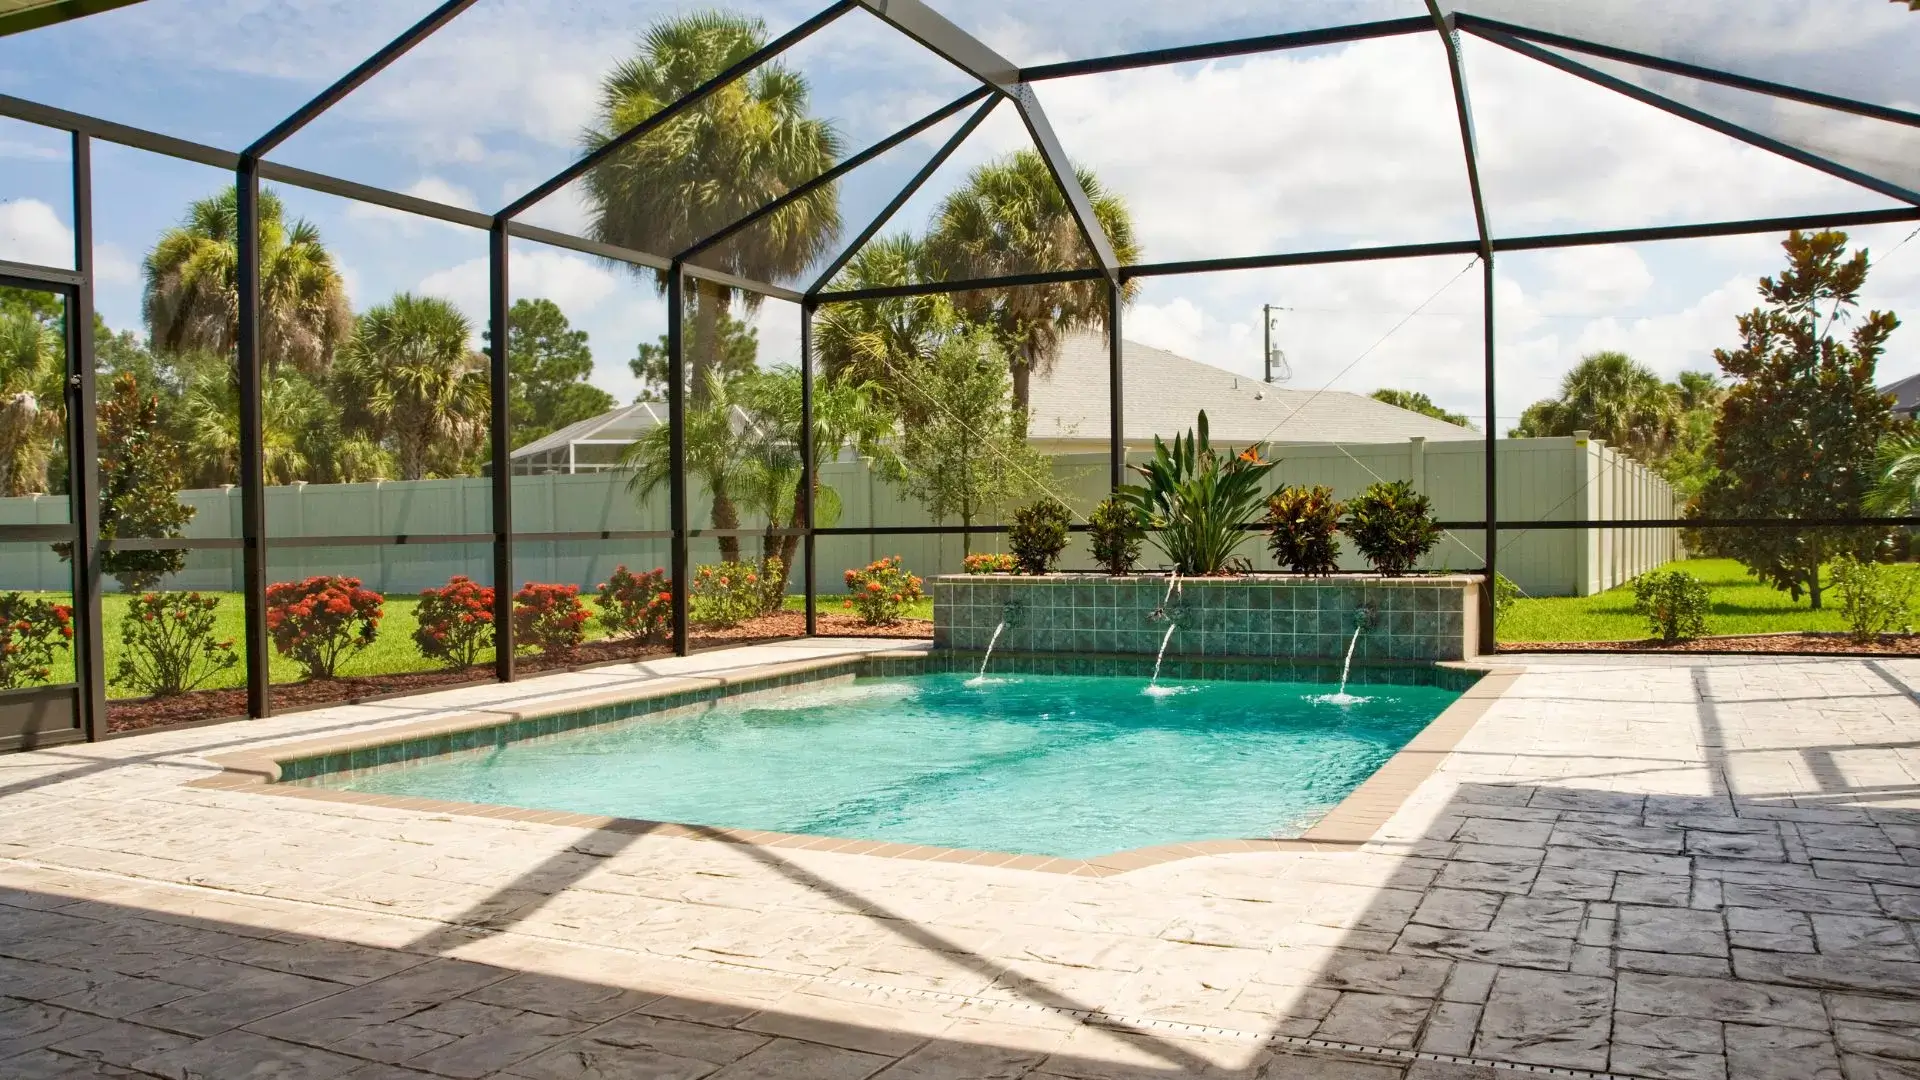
<box><xmin>0</xmin><ymin>435</ymin><xmax>1675</xmax><ymax>599</ymax></box>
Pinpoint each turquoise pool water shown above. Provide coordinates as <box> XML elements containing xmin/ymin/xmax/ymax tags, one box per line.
<box><xmin>324</xmin><ymin>673</ymin><xmax>1458</xmax><ymax>858</ymax></box>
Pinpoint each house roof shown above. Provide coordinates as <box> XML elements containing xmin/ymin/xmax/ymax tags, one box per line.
<box><xmin>509</xmin><ymin>400</ymin><xmax>770</xmax><ymax>460</ymax></box>
<box><xmin>1027</xmin><ymin>330</ymin><xmax>1480</xmax><ymax>446</ymax></box>
<box><xmin>1883</xmin><ymin>371</ymin><xmax>1920</xmax><ymax>417</ymax></box>
<box><xmin>515</xmin><ymin>331</ymin><xmax>1476</xmax><ymax>459</ymax></box>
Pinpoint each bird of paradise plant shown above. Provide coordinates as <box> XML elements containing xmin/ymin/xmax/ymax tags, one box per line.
<box><xmin>1118</xmin><ymin>411</ymin><xmax>1278</xmax><ymax>574</ymax></box>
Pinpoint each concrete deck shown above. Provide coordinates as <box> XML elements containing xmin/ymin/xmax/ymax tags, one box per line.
<box><xmin>0</xmin><ymin>641</ymin><xmax>1916</xmax><ymax>1079</ymax></box>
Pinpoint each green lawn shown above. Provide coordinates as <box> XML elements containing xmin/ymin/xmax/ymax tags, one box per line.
<box><xmin>16</xmin><ymin>592</ymin><xmax>684</xmax><ymax>698</ymax></box>
<box><xmin>783</xmin><ymin>594</ymin><xmax>935</xmax><ymax>621</ymax></box>
<box><xmin>1499</xmin><ymin>557</ymin><xmax>1889</xmax><ymax>642</ymax></box>
<box><xmin>7</xmin><ymin>589</ymin><xmax>929</xmax><ymax>698</ymax></box>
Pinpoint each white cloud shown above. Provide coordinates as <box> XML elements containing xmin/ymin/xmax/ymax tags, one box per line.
<box><xmin>417</xmin><ymin>248</ymin><xmax>621</xmax><ymax>324</ymax></box>
<box><xmin>0</xmin><ymin>198</ymin><xmax>72</xmax><ymax>268</ymax></box>
<box><xmin>95</xmin><ymin>244</ymin><xmax>138</xmax><ymax>286</ymax></box>
<box><xmin>0</xmin><ymin>139</ymin><xmax>63</xmax><ymax>162</ymax></box>
<box><xmin>344</xmin><ymin>177</ymin><xmax>481</xmax><ymax>234</ymax></box>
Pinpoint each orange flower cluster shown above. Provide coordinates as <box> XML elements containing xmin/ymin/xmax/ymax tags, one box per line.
<box><xmin>962</xmin><ymin>553</ymin><xmax>1016</xmax><ymax>575</ymax></box>
<box><xmin>842</xmin><ymin>556</ymin><xmax>924</xmax><ymax>626</ymax></box>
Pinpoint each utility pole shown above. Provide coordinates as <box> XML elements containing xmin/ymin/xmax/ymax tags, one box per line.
<box><xmin>1262</xmin><ymin>304</ymin><xmax>1290</xmax><ymax>384</ymax></box>
<box><xmin>1263</xmin><ymin>304</ymin><xmax>1274</xmax><ymax>384</ymax></box>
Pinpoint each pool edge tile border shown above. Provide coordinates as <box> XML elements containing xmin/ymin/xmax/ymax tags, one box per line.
<box><xmin>188</xmin><ymin>650</ymin><xmax>1522</xmax><ymax>876</ymax></box>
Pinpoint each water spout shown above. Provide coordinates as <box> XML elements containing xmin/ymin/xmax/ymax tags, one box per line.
<box><xmin>1144</xmin><ymin>573</ymin><xmax>1192</xmax><ymax>698</ymax></box>
<box><xmin>965</xmin><ymin>622</ymin><xmax>1006</xmax><ymax>687</ymax></box>
<box><xmin>1312</xmin><ymin>607</ymin><xmax>1375</xmax><ymax>706</ymax></box>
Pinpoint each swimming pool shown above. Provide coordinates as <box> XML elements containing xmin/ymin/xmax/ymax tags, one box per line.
<box><xmin>317</xmin><ymin>671</ymin><xmax>1460</xmax><ymax>859</ymax></box>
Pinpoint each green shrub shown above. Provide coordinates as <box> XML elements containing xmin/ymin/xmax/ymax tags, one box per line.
<box><xmin>1830</xmin><ymin>556</ymin><xmax>1915</xmax><ymax>643</ymax></box>
<box><xmin>690</xmin><ymin>561</ymin><xmax>772</xmax><ymax>628</ymax></box>
<box><xmin>1008</xmin><ymin>500</ymin><xmax>1071</xmax><ymax>575</ymax></box>
<box><xmin>1631</xmin><ymin>569</ymin><xmax>1711</xmax><ymax>642</ymax></box>
<box><xmin>1087</xmin><ymin>496</ymin><xmax>1144</xmax><ymax>575</ymax></box>
<box><xmin>1492</xmin><ymin>572</ymin><xmax>1520</xmax><ymax>626</ymax></box>
<box><xmin>114</xmin><ymin>591</ymin><xmax>237</xmax><ymax>696</ymax></box>
<box><xmin>1341</xmin><ymin>480</ymin><xmax>1441</xmax><ymax>575</ymax></box>
<box><xmin>1117</xmin><ymin>410</ymin><xmax>1277</xmax><ymax>574</ymax></box>
<box><xmin>841</xmin><ymin>556</ymin><xmax>924</xmax><ymax>626</ymax></box>
<box><xmin>1264</xmin><ymin>485</ymin><xmax>1342</xmax><ymax>575</ymax></box>
<box><xmin>0</xmin><ymin>592</ymin><xmax>72</xmax><ymax>689</ymax></box>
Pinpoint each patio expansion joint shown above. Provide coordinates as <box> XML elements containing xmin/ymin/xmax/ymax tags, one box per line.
<box><xmin>0</xmin><ymin>854</ymin><xmax>1645</xmax><ymax>1080</ymax></box>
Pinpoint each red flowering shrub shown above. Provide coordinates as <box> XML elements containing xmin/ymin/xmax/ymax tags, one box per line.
<box><xmin>0</xmin><ymin>592</ymin><xmax>73</xmax><ymax>689</ymax></box>
<box><xmin>595</xmin><ymin>566</ymin><xmax>671</xmax><ymax>643</ymax></box>
<box><xmin>841</xmin><ymin>556</ymin><xmax>924</xmax><ymax>626</ymax></box>
<box><xmin>264</xmin><ymin>576</ymin><xmax>383</xmax><ymax>679</ymax></box>
<box><xmin>513</xmin><ymin>582</ymin><xmax>589</xmax><ymax>657</ymax></box>
<box><xmin>114</xmin><ymin>592</ymin><xmax>236</xmax><ymax>696</ymax></box>
<box><xmin>414</xmin><ymin>576</ymin><xmax>494</xmax><ymax>670</ymax></box>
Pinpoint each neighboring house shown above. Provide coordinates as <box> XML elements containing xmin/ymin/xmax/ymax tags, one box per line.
<box><xmin>1883</xmin><ymin>371</ymin><xmax>1920</xmax><ymax>421</ymax></box>
<box><xmin>1025</xmin><ymin>330</ymin><xmax>1478</xmax><ymax>455</ymax></box>
<box><xmin>509</xmin><ymin>402</ymin><xmax>766</xmax><ymax>475</ymax></box>
<box><xmin>510</xmin><ymin>330</ymin><xmax>1475</xmax><ymax>473</ymax></box>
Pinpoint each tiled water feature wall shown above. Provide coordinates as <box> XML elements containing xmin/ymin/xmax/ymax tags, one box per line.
<box><xmin>932</xmin><ymin>575</ymin><xmax>1483</xmax><ymax>662</ymax></box>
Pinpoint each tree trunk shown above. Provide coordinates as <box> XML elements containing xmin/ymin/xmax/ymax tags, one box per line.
<box><xmin>690</xmin><ymin>280</ymin><xmax>723</xmax><ymax>409</ymax></box>
<box><xmin>1010</xmin><ymin>355</ymin><xmax>1029</xmax><ymax>415</ymax></box>
<box><xmin>1808</xmin><ymin>569</ymin><xmax>1822</xmax><ymax>610</ymax></box>
<box><xmin>692</xmin><ymin>279</ymin><xmax>740</xmax><ymax>561</ymax></box>
<box><xmin>776</xmin><ymin>480</ymin><xmax>806</xmax><ymax>595</ymax></box>
<box><xmin>398</xmin><ymin>435</ymin><xmax>424</xmax><ymax>482</ymax></box>
<box><xmin>710</xmin><ymin>476</ymin><xmax>741</xmax><ymax>564</ymax></box>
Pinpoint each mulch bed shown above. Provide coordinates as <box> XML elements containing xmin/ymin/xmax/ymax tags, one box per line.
<box><xmin>105</xmin><ymin>614</ymin><xmax>935</xmax><ymax>733</ymax></box>
<box><xmin>1501</xmin><ymin>632</ymin><xmax>1920</xmax><ymax>657</ymax></box>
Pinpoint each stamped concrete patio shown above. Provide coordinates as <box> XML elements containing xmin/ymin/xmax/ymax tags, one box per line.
<box><xmin>0</xmin><ymin>640</ymin><xmax>1916</xmax><ymax>1080</ymax></box>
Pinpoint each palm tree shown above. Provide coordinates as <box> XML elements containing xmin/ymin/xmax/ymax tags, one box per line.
<box><xmin>1674</xmin><ymin>370</ymin><xmax>1723</xmax><ymax>413</ymax></box>
<box><xmin>182</xmin><ymin>368</ymin><xmax>393</xmax><ymax>486</ymax></box>
<box><xmin>814</xmin><ymin>234</ymin><xmax>955</xmax><ymax>423</ymax></box>
<box><xmin>1510</xmin><ymin>351</ymin><xmax>1678</xmax><ymax>462</ymax></box>
<box><xmin>731</xmin><ymin>366</ymin><xmax>901</xmax><ymax>591</ymax></box>
<box><xmin>925</xmin><ymin>149</ymin><xmax>1141</xmax><ymax>411</ymax></box>
<box><xmin>623</xmin><ymin>370</ymin><xmax>756</xmax><ymax>558</ymax></box>
<box><xmin>0</xmin><ymin>311</ymin><xmax>63</xmax><ymax>496</ymax></box>
<box><xmin>584</xmin><ymin>11</ymin><xmax>842</xmax><ymax>559</ymax></box>
<box><xmin>1868</xmin><ymin>431</ymin><xmax>1920</xmax><ymax>516</ymax></box>
<box><xmin>333</xmin><ymin>294</ymin><xmax>488</xmax><ymax>482</ymax></box>
<box><xmin>143</xmin><ymin>187</ymin><xmax>352</xmax><ymax>377</ymax></box>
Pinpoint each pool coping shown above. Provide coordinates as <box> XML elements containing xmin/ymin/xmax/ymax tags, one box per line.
<box><xmin>188</xmin><ymin>647</ymin><xmax>1520</xmax><ymax>876</ymax></box>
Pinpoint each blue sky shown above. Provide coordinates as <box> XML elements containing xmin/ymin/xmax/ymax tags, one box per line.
<box><xmin>1</xmin><ymin>0</ymin><xmax>1917</xmax><ymax>427</ymax></box>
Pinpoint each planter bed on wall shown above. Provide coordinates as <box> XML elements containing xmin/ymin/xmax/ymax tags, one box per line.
<box><xmin>933</xmin><ymin>573</ymin><xmax>1482</xmax><ymax>663</ymax></box>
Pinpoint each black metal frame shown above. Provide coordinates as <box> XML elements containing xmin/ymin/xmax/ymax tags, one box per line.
<box><xmin>1</xmin><ymin>3</ymin><xmax>1915</xmax><ymax>738</ymax></box>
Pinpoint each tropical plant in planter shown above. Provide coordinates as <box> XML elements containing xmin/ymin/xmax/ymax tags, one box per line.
<box><xmin>1118</xmin><ymin>411</ymin><xmax>1277</xmax><ymax>574</ymax></box>
<box><xmin>1341</xmin><ymin>479</ymin><xmax>1441</xmax><ymax>575</ymax></box>
<box><xmin>962</xmin><ymin>553</ymin><xmax>1016</xmax><ymax>574</ymax></box>
<box><xmin>1087</xmin><ymin>496</ymin><xmax>1144</xmax><ymax>575</ymax></box>
<box><xmin>1264</xmin><ymin>485</ymin><xmax>1342</xmax><ymax>575</ymax></box>
<box><xmin>1008</xmin><ymin>499</ymin><xmax>1072</xmax><ymax>574</ymax></box>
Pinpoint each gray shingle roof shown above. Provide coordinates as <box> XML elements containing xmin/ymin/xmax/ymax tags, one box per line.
<box><xmin>1028</xmin><ymin>330</ymin><xmax>1480</xmax><ymax>445</ymax></box>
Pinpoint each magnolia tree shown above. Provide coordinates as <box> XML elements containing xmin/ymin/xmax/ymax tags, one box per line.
<box><xmin>1694</xmin><ymin>230</ymin><xmax>1902</xmax><ymax>609</ymax></box>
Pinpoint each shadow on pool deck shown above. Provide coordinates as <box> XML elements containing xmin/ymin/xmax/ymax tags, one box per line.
<box><xmin>6</xmin><ymin>656</ymin><xmax>1920</xmax><ymax>1078</ymax></box>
